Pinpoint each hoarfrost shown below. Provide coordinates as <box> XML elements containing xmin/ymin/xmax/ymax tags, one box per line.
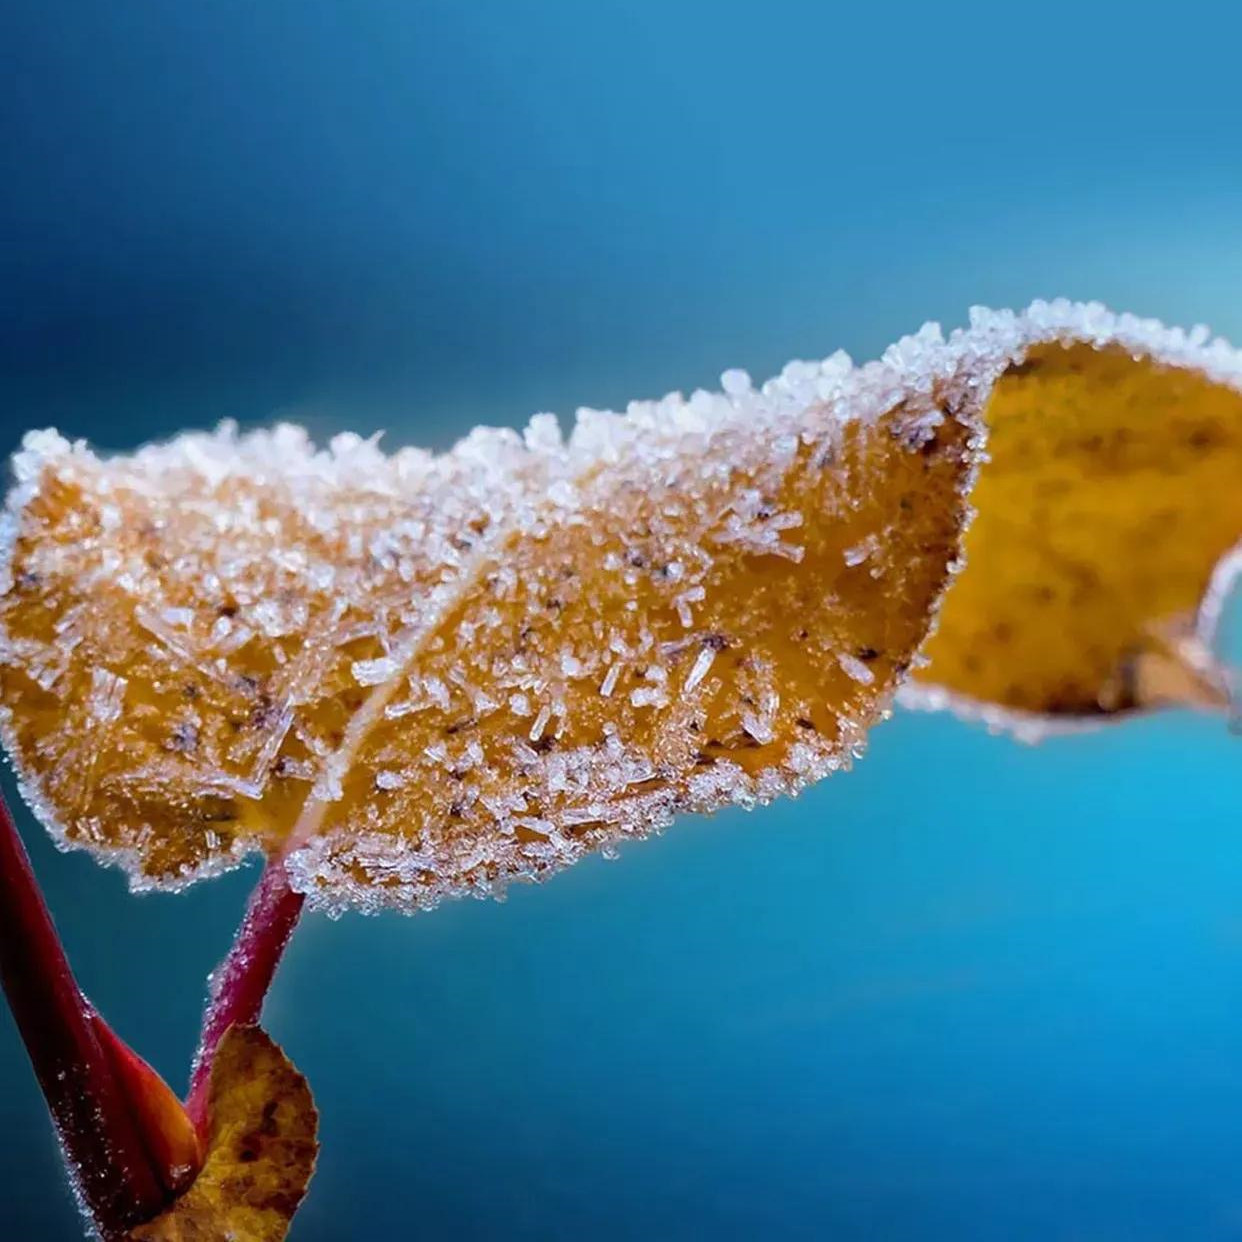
<box><xmin>88</xmin><ymin>669</ymin><xmax>127</xmax><ymax>724</ymax></box>
<box><xmin>838</xmin><ymin>653</ymin><xmax>877</xmax><ymax>685</ymax></box>
<box><xmin>352</xmin><ymin>656</ymin><xmax>400</xmax><ymax>687</ymax></box>
<box><xmin>599</xmin><ymin>664</ymin><xmax>621</xmax><ymax>697</ymax></box>
<box><xmin>684</xmin><ymin>645</ymin><xmax>716</xmax><ymax>692</ymax></box>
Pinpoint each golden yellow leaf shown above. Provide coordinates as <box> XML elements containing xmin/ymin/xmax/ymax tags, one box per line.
<box><xmin>0</xmin><ymin>351</ymin><xmax>979</xmax><ymax>910</ymax></box>
<box><xmin>129</xmin><ymin>1026</ymin><xmax>317</xmax><ymax>1242</ymax></box>
<box><xmin>906</xmin><ymin>301</ymin><xmax>1241</xmax><ymax>736</ymax></box>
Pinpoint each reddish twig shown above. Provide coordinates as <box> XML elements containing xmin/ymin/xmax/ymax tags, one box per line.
<box><xmin>185</xmin><ymin>856</ymin><xmax>305</xmax><ymax>1136</ymax></box>
<box><xmin>0</xmin><ymin>791</ymin><xmax>175</xmax><ymax>1237</ymax></box>
<box><xmin>0</xmin><ymin>790</ymin><xmax>306</xmax><ymax>1232</ymax></box>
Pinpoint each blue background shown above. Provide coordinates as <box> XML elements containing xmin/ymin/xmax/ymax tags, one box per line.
<box><xmin>2</xmin><ymin>2</ymin><xmax>1242</xmax><ymax>1237</ymax></box>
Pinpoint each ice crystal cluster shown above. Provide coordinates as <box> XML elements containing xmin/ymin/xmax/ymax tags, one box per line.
<box><xmin>0</xmin><ymin>332</ymin><xmax>982</xmax><ymax>912</ymax></box>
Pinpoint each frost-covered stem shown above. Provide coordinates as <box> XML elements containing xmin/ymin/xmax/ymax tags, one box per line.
<box><xmin>186</xmin><ymin>856</ymin><xmax>304</xmax><ymax>1135</ymax></box>
<box><xmin>0</xmin><ymin>791</ymin><xmax>170</xmax><ymax>1237</ymax></box>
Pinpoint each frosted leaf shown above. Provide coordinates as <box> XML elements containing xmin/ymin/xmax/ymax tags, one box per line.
<box><xmin>900</xmin><ymin>300</ymin><xmax>1242</xmax><ymax>735</ymax></box>
<box><xmin>131</xmin><ymin>1026</ymin><xmax>317</xmax><ymax>1242</ymax></box>
<box><xmin>0</xmin><ymin>342</ymin><xmax>980</xmax><ymax>911</ymax></box>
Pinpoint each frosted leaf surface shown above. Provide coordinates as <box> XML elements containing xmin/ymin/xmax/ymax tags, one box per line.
<box><xmin>900</xmin><ymin>300</ymin><xmax>1242</xmax><ymax>735</ymax></box>
<box><xmin>0</xmin><ymin>347</ymin><xmax>979</xmax><ymax>912</ymax></box>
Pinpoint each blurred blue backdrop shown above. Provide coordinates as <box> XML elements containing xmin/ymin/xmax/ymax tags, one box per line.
<box><xmin>2</xmin><ymin>2</ymin><xmax>1242</xmax><ymax>1238</ymax></box>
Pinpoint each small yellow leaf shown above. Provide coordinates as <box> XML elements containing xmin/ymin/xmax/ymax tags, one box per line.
<box><xmin>0</xmin><ymin>354</ymin><xmax>979</xmax><ymax>910</ymax></box>
<box><xmin>907</xmin><ymin>302</ymin><xmax>1242</xmax><ymax>735</ymax></box>
<box><xmin>129</xmin><ymin>1026</ymin><xmax>317</xmax><ymax>1242</ymax></box>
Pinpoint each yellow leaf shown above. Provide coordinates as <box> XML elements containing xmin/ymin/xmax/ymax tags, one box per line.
<box><xmin>907</xmin><ymin>302</ymin><xmax>1241</xmax><ymax>736</ymax></box>
<box><xmin>129</xmin><ymin>1026</ymin><xmax>317</xmax><ymax>1242</ymax></box>
<box><xmin>0</xmin><ymin>353</ymin><xmax>979</xmax><ymax>910</ymax></box>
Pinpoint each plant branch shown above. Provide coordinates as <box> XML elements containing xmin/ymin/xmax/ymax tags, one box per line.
<box><xmin>185</xmin><ymin>856</ymin><xmax>305</xmax><ymax>1136</ymax></box>
<box><xmin>0</xmin><ymin>790</ymin><xmax>174</xmax><ymax>1237</ymax></box>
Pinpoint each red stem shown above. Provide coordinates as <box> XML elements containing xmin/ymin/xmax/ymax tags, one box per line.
<box><xmin>185</xmin><ymin>857</ymin><xmax>304</xmax><ymax>1135</ymax></box>
<box><xmin>0</xmin><ymin>792</ymin><xmax>170</xmax><ymax>1237</ymax></box>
